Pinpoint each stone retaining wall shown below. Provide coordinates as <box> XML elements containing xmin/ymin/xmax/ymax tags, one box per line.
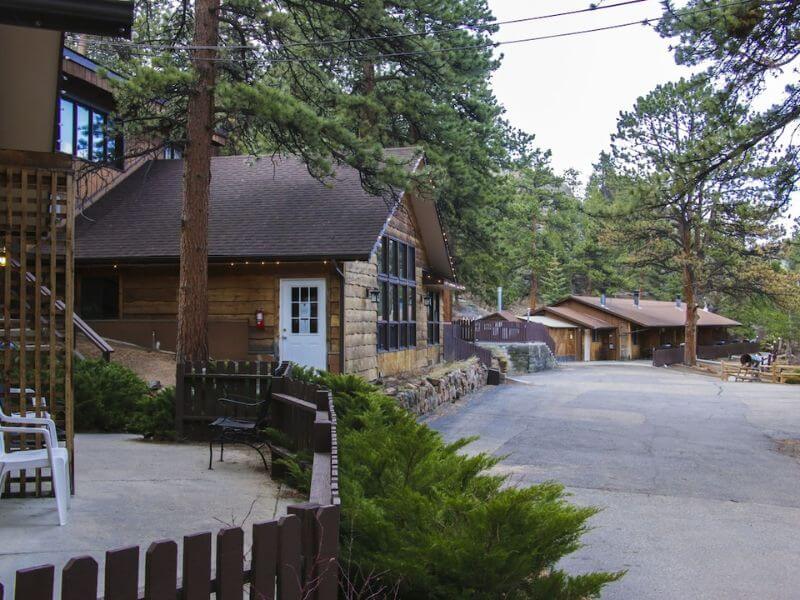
<box><xmin>383</xmin><ymin>360</ymin><xmax>488</xmax><ymax>416</ymax></box>
<box><xmin>479</xmin><ymin>342</ymin><xmax>556</xmax><ymax>375</ymax></box>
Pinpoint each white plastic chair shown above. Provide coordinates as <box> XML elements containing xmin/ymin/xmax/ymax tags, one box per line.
<box><xmin>0</xmin><ymin>415</ymin><xmax>70</xmax><ymax>526</ymax></box>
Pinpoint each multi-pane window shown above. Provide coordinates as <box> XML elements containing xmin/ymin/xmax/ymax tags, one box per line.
<box><xmin>80</xmin><ymin>276</ymin><xmax>119</xmax><ymax>319</ymax></box>
<box><xmin>377</xmin><ymin>236</ymin><xmax>416</xmax><ymax>351</ymax></box>
<box><xmin>291</xmin><ymin>286</ymin><xmax>319</xmax><ymax>334</ymax></box>
<box><xmin>427</xmin><ymin>291</ymin><xmax>441</xmax><ymax>345</ymax></box>
<box><xmin>57</xmin><ymin>97</ymin><xmax>122</xmax><ymax>167</ymax></box>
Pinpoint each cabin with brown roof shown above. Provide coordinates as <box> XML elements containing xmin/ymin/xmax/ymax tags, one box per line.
<box><xmin>533</xmin><ymin>294</ymin><xmax>740</xmax><ymax>361</ymax></box>
<box><xmin>74</xmin><ymin>148</ymin><xmax>459</xmax><ymax>380</ymax></box>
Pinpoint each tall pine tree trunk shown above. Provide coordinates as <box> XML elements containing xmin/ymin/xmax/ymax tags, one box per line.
<box><xmin>529</xmin><ymin>212</ymin><xmax>538</xmax><ymax>312</ymax></box>
<box><xmin>176</xmin><ymin>0</ymin><xmax>219</xmax><ymax>363</ymax></box>
<box><xmin>682</xmin><ymin>264</ymin><xmax>698</xmax><ymax>366</ymax></box>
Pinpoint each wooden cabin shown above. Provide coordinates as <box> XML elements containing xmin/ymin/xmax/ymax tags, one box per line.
<box><xmin>534</xmin><ymin>295</ymin><xmax>739</xmax><ymax>361</ymax></box>
<box><xmin>523</xmin><ymin>314</ymin><xmax>582</xmax><ymax>361</ymax></box>
<box><xmin>74</xmin><ymin>149</ymin><xmax>459</xmax><ymax>381</ymax></box>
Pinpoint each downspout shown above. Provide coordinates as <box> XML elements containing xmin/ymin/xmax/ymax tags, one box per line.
<box><xmin>332</xmin><ymin>260</ymin><xmax>346</xmax><ymax>374</ymax></box>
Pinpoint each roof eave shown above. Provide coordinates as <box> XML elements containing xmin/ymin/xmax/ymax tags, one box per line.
<box><xmin>0</xmin><ymin>0</ymin><xmax>134</xmax><ymax>37</ymax></box>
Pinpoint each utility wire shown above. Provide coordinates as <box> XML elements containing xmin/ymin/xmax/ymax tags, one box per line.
<box><xmin>78</xmin><ymin>0</ymin><xmax>651</xmax><ymax>51</ymax></box>
<box><xmin>75</xmin><ymin>0</ymin><xmax>751</xmax><ymax>65</ymax></box>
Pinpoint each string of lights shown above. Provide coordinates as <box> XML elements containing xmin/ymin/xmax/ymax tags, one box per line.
<box><xmin>74</xmin><ymin>0</ymin><xmax>754</xmax><ymax>66</ymax></box>
<box><xmin>78</xmin><ymin>0</ymin><xmax>651</xmax><ymax>52</ymax></box>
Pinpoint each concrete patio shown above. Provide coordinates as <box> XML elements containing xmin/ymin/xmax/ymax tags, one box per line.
<box><xmin>0</xmin><ymin>433</ymin><xmax>299</xmax><ymax>595</ymax></box>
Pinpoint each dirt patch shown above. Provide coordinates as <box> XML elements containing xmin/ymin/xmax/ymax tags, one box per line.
<box><xmin>775</xmin><ymin>439</ymin><xmax>800</xmax><ymax>460</ymax></box>
<box><xmin>77</xmin><ymin>333</ymin><xmax>177</xmax><ymax>387</ymax></box>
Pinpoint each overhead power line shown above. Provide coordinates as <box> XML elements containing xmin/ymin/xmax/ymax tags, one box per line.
<box><xmin>76</xmin><ymin>0</ymin><xmax>753</xmax><ymax>65</ymax></box>
<box><xmin>79</xmin><ymin>0</ymin><xmax>651</xmax><ymax>52</ymax></box>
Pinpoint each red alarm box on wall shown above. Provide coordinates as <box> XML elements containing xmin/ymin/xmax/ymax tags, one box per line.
<box><xmin>255</xmin><ymin>309</ymin><xmax>265</xmax><ymax>329</ymax></box>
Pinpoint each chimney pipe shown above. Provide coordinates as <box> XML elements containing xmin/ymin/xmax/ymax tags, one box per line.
<box><xmin>497</xmin><ymin>286</ymin><xmax>503</xmax><ymax>312</ymax></box>
<box><xmin>600</xmin><ymin>293</ymin><xmax>606</xmax><ymax>307</ymax></box>
<box><xmin>633</xmin><ymin>291</ymin><xmax>640</xmax><ymax>308</ymax></box>
<box><xmin>675</xmin><ymin>294</ymin><xmax>682</xmax><ymax>309</ymax></box>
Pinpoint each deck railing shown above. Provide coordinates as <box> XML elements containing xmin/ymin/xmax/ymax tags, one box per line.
<box><xmin>453</xmin><ymin>319</ymin><xmax>556</xmax><ymax>355</ymax></box>
<box><xmin>443</xmin><ymin>324</ymin><xmax>493</xmax><ymax>368</ymax></box>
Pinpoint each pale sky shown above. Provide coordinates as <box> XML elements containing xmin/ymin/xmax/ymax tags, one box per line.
<box><xmin>486</xmin><ymin>0</ymin><xmax>799</xmax><ymax>224</ymax></box>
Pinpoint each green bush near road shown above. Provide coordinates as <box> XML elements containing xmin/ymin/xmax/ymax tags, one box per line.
<box><xmin>295</xmin><ymin>369</ymin><xmax>623</xmax><ymax>599</ymax></box>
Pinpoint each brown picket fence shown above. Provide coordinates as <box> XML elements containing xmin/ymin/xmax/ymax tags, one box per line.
<box><xmin>0</xmin><ymin>503</ymin><xmax>340</xmax><ymax>600</ymax></box>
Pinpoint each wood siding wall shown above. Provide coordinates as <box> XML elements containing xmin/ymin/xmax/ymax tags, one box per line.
<box><xmin>76</xmin><ymin>262</ymin><xmax>342</xmax><ymax>370</ymax></box>
<box><xmin>549</xmin><ymin>327</ymin><xmax>580</xmax><ymax>359</ymax></box>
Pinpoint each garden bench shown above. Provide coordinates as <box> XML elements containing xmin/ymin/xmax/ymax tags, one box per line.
<box><xmin>207</xmin><ymin>362</ymin><xmax>292</xmax><ymax>471</ymax></box>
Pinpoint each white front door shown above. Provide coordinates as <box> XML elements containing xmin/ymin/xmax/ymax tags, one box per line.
<box><xmin>279</xmin><ymin>278</ymin><xmax>327</xmax><ymax>370</ymax></box>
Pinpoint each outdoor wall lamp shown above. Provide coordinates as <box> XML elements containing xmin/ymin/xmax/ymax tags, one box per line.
<box><xmin>366</xmin><ymin>288</ymin><xmax>380</xmax><ymax>303</ymax></box>
<box><xmin>423</xmin><ymin>294</ymin><xmax>432</xmax><ymax>307</ymax></box>
<box><xmin>0</xmin><ymin>246</ymin><xmax>7</xmax><ymax>268</ymax></box>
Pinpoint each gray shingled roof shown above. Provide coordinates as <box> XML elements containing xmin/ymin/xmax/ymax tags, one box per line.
<box><xmin>76</xmin><ymin>148</ymin><xmax>422</xmax><ymax>262</ymax></box>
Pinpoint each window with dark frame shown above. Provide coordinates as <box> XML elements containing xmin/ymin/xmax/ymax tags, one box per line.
<box><xmin>58</xmin><ymin>96</ymin><xmax>123</xmax><ymax>167</ymax></box>
<box><xmin>592</xmin><ymin>329</ymin><xmax>601</xmax><ymax>343</ymax></box>
<box><xmin>377</xmin><ymin>236</ymin><xmax>416</xmax><ymax>352</ymax></box>
<box><xmin>427</xmin><ymin>291</ymin><xmax>441</xmax><ymax>345</ymax></box>
<box><xmin>631</xmin><ymin>330</ymin><xmax>639</xmax><ymax>345</ymax></box>
<box><xmin>80</xmin><ymin>276</ymin><xmax>119</xmax><ymax>319</ymax></box>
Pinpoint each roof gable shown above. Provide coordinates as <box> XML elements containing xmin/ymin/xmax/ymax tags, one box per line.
<box><xmin>76</xmin><ymin>149</ymin><xmax>428</xmax><ymax>263</ymax></box>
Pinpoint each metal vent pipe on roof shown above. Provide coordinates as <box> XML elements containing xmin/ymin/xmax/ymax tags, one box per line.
<box><xmin>633</xmin><ymin>290</ymin><xmax>640</xmax><ymax>308</ymax></box>
<box><xmin>675</xmin><ymin>295</ymin><xmax>682</xmax><ymax>309</ymax></box>
<box><xmin>600</xmin><ymin>293</ymin><xmax>606</xmax><ymax>306</ymax></box>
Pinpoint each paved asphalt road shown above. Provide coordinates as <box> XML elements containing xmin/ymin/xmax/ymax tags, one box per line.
<box><xmin>426</xmin><ymin>362</ymin><xmax>800</xmax><ymax>600</ymax></box>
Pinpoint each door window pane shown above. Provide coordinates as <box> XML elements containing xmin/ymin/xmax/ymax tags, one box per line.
<box><xmin>407</xmin><ymin>246</ymin><xmax>415</xmax><ymax>280</ymax></box>
<box><xmin>58</xmin><ymin>99</ymin><xmax>74</xmax><ymax>155</ymax></box>
<box><xmin>290</xmin><ymin>285</ymin><xmax>319</xmax><ymax>335</ymax></box>
<box><xmin>76</xmin><ymin>106</ymin><xmax>90</xmax><ymax>159</ymax></box>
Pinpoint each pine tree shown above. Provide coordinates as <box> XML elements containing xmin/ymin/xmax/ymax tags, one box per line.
<box><xmin>539</xmin><ymin>254</ymin><xmax>570</xmax><ymax>306</ymax></box>
<box><xmin>603</xmin><ymin>77</ymin><xmax>796</xmax><ymax>365</ymax></box>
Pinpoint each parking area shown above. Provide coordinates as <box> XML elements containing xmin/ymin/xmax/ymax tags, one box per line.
<box><xmin>427</xmin><ymin>362</ymin><xmax>800</xmax><ymax>599</ymax></box>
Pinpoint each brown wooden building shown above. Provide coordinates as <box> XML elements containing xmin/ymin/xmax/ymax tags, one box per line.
<box><xmin>74</xmin><ymin>149</ymin><xmax>459</xmax><ymax>380</ymax></box>
<box><xmin>533</xmin><ymin>295</ymin><xmax>739</xmax><ymax>361</ymax></box>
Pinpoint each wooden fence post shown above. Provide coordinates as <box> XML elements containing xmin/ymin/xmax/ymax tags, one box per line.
<box><xmin>250</xmin><ymin>520</ymin><xmax>279</xmax><ymax>600</ymax></box>
<box><xmin>145</xmin><ymin>540</ymin><xmax>178</xmax><ymax>600</ymax></box>
<box><xmin>313</xmin><ymin>505</ymin><xmax>341</xmax><ymax>600</ymax></box>
<box><xmin>182</xmin><ymin>532</ymin><xmax>211</xmax><ymax>600</ymax></box>
<box><xmin>216</xmin><ymin>527</ymin><xmax>244</xmax><ymax>600</ymax></box>
<box><xmin>62</xmin><ymin>556</ymin><xmax>98</xmax><ymax>600</ymax></box>
<box><xmin>277</xmin><ymin>514</ymin><xmax>302</xmax><ymax>600</ymax></box>
<box><xmin>105</xmin><ymin>546</ymin><xmax>139</xmax><ymax>600</ymax></box>
<box><xmin>14</xmin><ymin>565</ymin><xmax>53</xmax><ymax>600</ymax></box>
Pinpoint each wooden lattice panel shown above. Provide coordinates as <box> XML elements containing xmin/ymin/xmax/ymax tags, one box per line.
<box><xmin>0</xmin><ymin>150</ymin><xmax>74</xmax><ymax>497</ymax></box>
